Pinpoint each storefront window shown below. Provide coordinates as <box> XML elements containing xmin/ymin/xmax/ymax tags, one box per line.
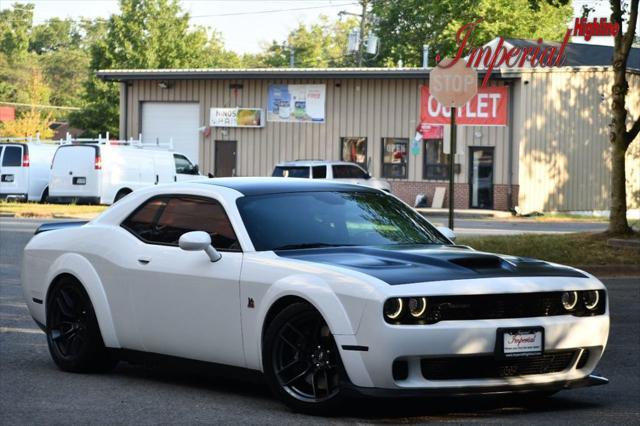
<box><xmin>381</xmin><ymin>138</ymin><xmax>408</xmax><ymax>179</ymax></box>
<box><xmin>423</xmin><ymin>139</ymin><xmax>449</xmax><ymax>180</ymax></box>
<box><xmin>340</xmin><ymin>137</ymin><xmax>367</xmax><ymax>169</ymax></box>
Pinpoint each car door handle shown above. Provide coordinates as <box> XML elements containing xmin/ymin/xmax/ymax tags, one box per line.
<box><xmin>137</xmin><ymin>256</ymin><xmax>151</xmax><ymax>265</ymax></box>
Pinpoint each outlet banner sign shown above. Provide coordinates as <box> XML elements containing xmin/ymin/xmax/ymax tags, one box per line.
<box><xmin>420</xmin><ymin>85</ymin><xmax>508</xmax><ymax>126</ymax></box>
<box><xmin>267</xmin><ymin>84</ymin><xmax>326</xmax><ymax>123</ymax></box>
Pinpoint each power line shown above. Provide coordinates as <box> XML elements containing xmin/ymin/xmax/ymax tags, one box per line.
<box><xmin>190</xmin><ymin>2</ymin><xmax>358</xmax><ymax>18</ymax></box>
<box><xmin>0</xmin><ymin>101</ymin><xmax>81</xmax><ymax>111</ymax></box>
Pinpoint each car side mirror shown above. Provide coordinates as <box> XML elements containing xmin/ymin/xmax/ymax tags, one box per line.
<box><xmin>192</xmin><ymin>164</ymin><xmax>199</xmax><ymax>175</ymax></box>
<box><xmin>178</xmin><ymin>231</ymin><xmax>221</xmax><ymax>262</ymax></box>
<box><xmin>364</xmin><ymin>172</ymin><xmax>371</xmax><ymax>179</ymax></box>
<box><xmin>437</xmin><ymin>226</ymin><xmax>456</xmax><ymax>242</ymax></box>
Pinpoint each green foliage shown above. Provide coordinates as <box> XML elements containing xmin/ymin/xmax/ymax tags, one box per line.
<box><xmin>371</xmin><ymin>0</ymin><xmax>573</xmax><ymax>67</ymax></box>
<box><xmin>71</xmin><ymin>0</ymin><xmax>242</xmax><ymax>136</ymax></box>
<box><xmin>253</xmin><ymin>16</ymin><xmax>359</xmax><ymax>68</ymax></box>
<box><xmin>0</xmin><ymin>3</ymin><xmax>34</xmax><ymax>58</ymax></box>
<box><xmin>29</xmin><ymin>18</ymin><xmax>82</xmax><ymax>54</ymax></box>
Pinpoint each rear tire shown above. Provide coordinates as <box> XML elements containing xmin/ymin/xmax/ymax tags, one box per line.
<box><xmin>39</xmin><ymin>187</ymin><xmax>49</xmax><ymax>203</ymax></box>
<box><xmin>262</xmin><ymin>302</ymin><xmax>347</xmax><ymax>415</ymax></box>
<box><xmin>46</xmin><ymin>277</ymin><xmax>117</xmax><ymax>373</ymax></box>
<box><xmin>113</xmin><ymin>189</ymin><xmax>131</xmax><ymax>203</ymax></box>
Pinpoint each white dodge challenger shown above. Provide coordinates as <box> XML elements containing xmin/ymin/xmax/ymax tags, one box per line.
<box><xmin>22</xmin><ymin>178</ymin><xmax>609</xmax><ymax>414</ymax></box>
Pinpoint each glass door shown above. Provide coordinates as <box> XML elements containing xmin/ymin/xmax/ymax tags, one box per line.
<box><xmin>469</xmin><ymin>147</ymin><xmax>494</xmax><ymax>209</ymax></box>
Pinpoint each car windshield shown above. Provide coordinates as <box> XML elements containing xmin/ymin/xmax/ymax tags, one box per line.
<box><xmin>236</xmin><ymin>191</ymin><xmax>449</xmax><ymax>251</ymax></box>
<box><xmin>272</xmin><ymin>166</ymin><xmax>309</xmax><ymax>178</ymax></box>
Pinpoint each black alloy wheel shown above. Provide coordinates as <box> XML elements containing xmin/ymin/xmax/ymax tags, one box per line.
<box><xmin>46</xmin><ymin>277</ymin><xmax>116</xmax><ymax>373</ymax></box>
<box><xmin>263</xmin><ymin>303</ymin><xmax>346</xmax><ymax>415</ymax></box>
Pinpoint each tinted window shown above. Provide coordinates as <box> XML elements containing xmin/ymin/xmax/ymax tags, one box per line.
<box><xmin>272</xmin><ymin>166</ymin><xmax>310</xmax><ymax>178</ymax></box>
<box><xmin>332</xmin><ymin>165</ymin><xmax>367</xmax><ymax>179</ymax></box>
<box><xmin>312</xmin><ymin>166</ymin><xmax>327</xmax><ymax>179</ymax></box>
<box><xmin>2</xmin><ymin>146</ymin><xmax>22</xmax><ymax>167</ymax></box>
<box><xmin>237</xmin><ymin>191</ymin><xmax>448</xmax><ymax>251</ymax></box>
<box><xmin>122</xmin><ymin>196</ymin><xmax>240</xmax><ymax>250</ymax></box>
<box><xmin>174</xmin><ymin>154</ymin><xmax>196</xmax><ymax>174</ymax></box>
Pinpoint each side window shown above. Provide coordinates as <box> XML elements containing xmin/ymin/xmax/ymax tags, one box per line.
<box><xmin>312</xmin><ymin>166</ymin><xmax>326</xmax><ymax>179</ymax></box>
<box><xmin>174</xmin><ymin>154</ymin><xmax>195</xmax><ymax>174</ymax></box>
<box><xmin>333</xmin><ymin>165</ymin><xmax>366</xmax><ymax>179</ymax></box>
<box><xmin>2</xmin><ymin>146</ymin><xmax>22</xmax><ymax>167</ymax></box>
<box><xmin>346</xmin><ymin>165</ymin><xmax>367</xmax><ymax>179</ymax></box>
<box><xmin>121</xmin><ymin>198</ymin><xmax>167</xmax><ymax>240</ymax></box>
<box><xmin>122</xmin><ymin>196</ymin><xmax>240</xmax><ymax>251</ymax></box>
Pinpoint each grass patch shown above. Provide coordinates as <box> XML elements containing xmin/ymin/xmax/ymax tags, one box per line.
<box><xmin>0</xmin><ymin>201</ymin><xmax>107</xmax><ymax>218</ymax></box>
<box><xmin>457</xmin><ymin>232</ymin><xmax>640</xmax><ymax>266</ymax></box>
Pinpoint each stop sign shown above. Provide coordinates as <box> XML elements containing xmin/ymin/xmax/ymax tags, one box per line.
<box><xmin>429</xmin><ymin>58</ymin><xmax>478</xmax><ymax>108</ymax></box>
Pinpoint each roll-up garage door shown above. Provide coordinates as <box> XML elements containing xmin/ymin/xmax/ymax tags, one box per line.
<box><xmin>141</xmin><ymin>102</ymin><xmax>200</xmax><ymax>164</ymax></box>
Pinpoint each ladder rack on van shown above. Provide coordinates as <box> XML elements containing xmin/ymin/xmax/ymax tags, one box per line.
<box><xmin>60</xmin><ymin>133</ymin><xmax>174</xmax><ymax>150</ymax></box>
<box><xmin>0</xmin><ymin>134</ymin><xmax>65</xmax><ymax>145</ymax></box>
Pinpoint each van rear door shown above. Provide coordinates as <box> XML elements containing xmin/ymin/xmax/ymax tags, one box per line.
<box><xmin>0</xmin><ymin>145</ymin><xmax>29</xmax><ymax>198</ymax></box>
<box><xmin>49</xmin><ymin>145</ymin><xmax>101</xmax><ymax>199</ymax></box>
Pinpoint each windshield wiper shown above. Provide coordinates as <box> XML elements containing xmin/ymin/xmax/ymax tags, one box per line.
<box><xmin>272</xmin><ymin>243</ymin><xmax>354</xmax><ymax>251</ymax></box>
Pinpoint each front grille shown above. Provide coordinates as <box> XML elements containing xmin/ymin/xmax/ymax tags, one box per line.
<box><xmin>416</xmin><ymin>291</ymin><xmax>605</xmax><ymax>324</ymax></box>
<box><xmin>421</xmin><ymin>350</ymin><xmax>577</xmax><ymax>380</ymax></box>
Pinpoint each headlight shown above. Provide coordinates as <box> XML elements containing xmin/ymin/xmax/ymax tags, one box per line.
<box><xmin>561</xmin><ymin>291</ymin><xmax>578</xmax><ymax>311</ymax></box>
<box><xmin>409</xmin><ymin>297</ymin><xmax>427</xmax><ymax>318</ymax></box>
<box><xmin>384</xmin><ymin>298</ymin><xmax>404</xmax><ymax>320</ymax></box>
<box><xmin>582</xmin><ymin>290</ymin><xmax>600</xmax><ymax>310</ymax></box>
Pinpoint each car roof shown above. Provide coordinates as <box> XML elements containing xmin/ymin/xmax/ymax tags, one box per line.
<box><xmin>275</xmin><ymin>160</ymin><xmax>361</xmax><ymax>167</ymax></box>
<box><xmin>196</xmin><ymin>177</ymin><xmax>377</xmax><ymax>196</ymax></box>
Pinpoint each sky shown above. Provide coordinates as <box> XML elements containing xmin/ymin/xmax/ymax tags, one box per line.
<box><xmin>0</xmin><ymin>0</ymin><xmax>363</xmax><ymax>53</ymax></box>
<box><xmin>0</xmin><ymin>0</ymin><xmax>633</xmax><ymax>53</ymax></box>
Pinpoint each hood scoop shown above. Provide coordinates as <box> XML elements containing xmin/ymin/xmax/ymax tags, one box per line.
<box><xmin>448</xmin><ymin>255</ymin><xmax>509</xmax><ymax>272</ymax></box>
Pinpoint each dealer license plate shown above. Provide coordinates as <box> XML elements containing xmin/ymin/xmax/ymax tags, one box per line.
<box><xmin>497</xmin><ymin>327</ymin><xmax>544</xmax><ymax>358</ymax></box>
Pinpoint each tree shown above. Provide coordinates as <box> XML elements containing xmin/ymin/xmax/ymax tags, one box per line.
<box><xmin>254</xmin><ymin>16</ymin><xmax>359</xmax><ymax>68</ymax></box>
<box><xmin>29</xmin><ymin>18</ymin><xmax>81</xmax><ymax>54</ymax></box>
<box><xmin>0</xmin><ymin>3</ymin><xmax>33</xmax><ymax>58</ymax></box>
<box><xmin>608</xmin><ymin>0</ymin><xmax>639</xmax><ymax>234</ymax></box>
<box><xmin>0</xmin><ymin>68</ymin><xmax>54</xmax><ymax>138</ymax></box>
<box><xmin>370</xmin><ymin>0</ymin><xmax>572</xmax><ymax>66</ymax></box>
<box><xmin>70</xmin><ymin>0</ymin><xmax>217</xmax><ymax>136</ymax></box>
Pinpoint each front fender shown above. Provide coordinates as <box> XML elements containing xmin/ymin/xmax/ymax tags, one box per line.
<box><xmin>45</xmin><ymin>253</ymin><xmax>120</xmax><ymax>348</ymax></box>
<box><xmin>250</xmin><ymin>274</ymin><xmax>374</xmax><ymax>387</ymax></box>
<box><xmin>259</xmin><ymin>274</ymin><xmax>365</xmax><ymax>337</ymax></box>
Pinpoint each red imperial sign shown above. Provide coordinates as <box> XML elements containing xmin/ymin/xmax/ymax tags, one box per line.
<box><xmin>420</xmin><ymin>85</ymin><xmax>508</xmax><ymax>126</ymax></box>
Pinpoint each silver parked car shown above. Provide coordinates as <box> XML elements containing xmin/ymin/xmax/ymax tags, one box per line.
<box><xmin>272</xmin><ymin>160</ymin><xmax>391</xmax><ymax>192</ymax></box>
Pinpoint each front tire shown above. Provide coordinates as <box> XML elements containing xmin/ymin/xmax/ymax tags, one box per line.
<box><xmin>262</xmin><ymin>302</ymin><xmax>347</xmax><ymax>415</ymax></box>
<box><xmin>46</xmin><ymin>277</ymin><xmax>117</xmax><ymax>373</ymax></box>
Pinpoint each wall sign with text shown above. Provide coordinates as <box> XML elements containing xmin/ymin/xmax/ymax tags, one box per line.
<box><xmin>210</xmin><ymin>108</ymin><xmax>264</xmax><ymax>128</ymax></box>
<box><xmin>420</xmin><ymin>85</ymin><xmax>508</xmax><ymax>126</ymax></box>
<box><xmin>267</xmin><ymin>84</ymin><xmax>326</xmax><ymax>123</ymax></box>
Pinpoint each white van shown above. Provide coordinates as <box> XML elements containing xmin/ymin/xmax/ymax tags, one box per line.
<box><xmin>0</xmin><ymin>141</ymin><xmax>58</xmax><ymax>202</ymax></box>
<box><xmin>49</xmin><ymin>142</ymin><xmax>205</xmax><ymax>205</ymax></box>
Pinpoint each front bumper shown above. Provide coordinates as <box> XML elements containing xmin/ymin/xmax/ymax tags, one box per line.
<box><xmin>344</xmin><ymin>373</ymin><xmax>609</xmax><ymax>398</ymax></box>
<box><xmin>335</xmin><ymin>306</ymin><xmax>609</xmax><ymax>391</ymax></box>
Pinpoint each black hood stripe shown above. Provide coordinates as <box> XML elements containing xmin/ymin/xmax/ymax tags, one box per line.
<box><xmin>276</xmin><ymin>246</ymin><xmax>586</xmax><ymax>285</ymax></box>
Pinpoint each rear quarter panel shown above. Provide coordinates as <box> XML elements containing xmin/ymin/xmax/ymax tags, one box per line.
<box><xmin>22</xmin><ymin>225</ymin><xmax>126</xmax><ymax>348</ymax></box>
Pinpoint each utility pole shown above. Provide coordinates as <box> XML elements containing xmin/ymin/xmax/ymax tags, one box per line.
<box><xmin>357</xmin><ymin>0</ymin><xmax>368</xmax><ymax>66</ymax></box>
<box><xmin>340</xmin><ymin>0</ymin><xmax>369</xmax><ymax>66</ymax></box>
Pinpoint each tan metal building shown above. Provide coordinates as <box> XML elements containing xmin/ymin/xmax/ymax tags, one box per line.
<box><xmin>98</xmin><ymin>66</ymin><xmax>640</xmax><ymax>214</ymax></box>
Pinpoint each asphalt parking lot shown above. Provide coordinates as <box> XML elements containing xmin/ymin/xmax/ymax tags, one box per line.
<box><xmin>1</xmin><ymin>218</ymin><xmax>638</xmax><ymax>424</ymax></box>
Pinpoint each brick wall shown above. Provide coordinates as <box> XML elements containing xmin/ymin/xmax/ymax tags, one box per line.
<box><xmin>391</xmin><ymin>181</ymin><xmax>518</xmax><ymax>211</ymax></box>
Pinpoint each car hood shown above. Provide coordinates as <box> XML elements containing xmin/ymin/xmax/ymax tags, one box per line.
<box><xmin>275</xmin><ymin>246</ymin><xmax>586</xmax><ymax>285</ymax></box>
